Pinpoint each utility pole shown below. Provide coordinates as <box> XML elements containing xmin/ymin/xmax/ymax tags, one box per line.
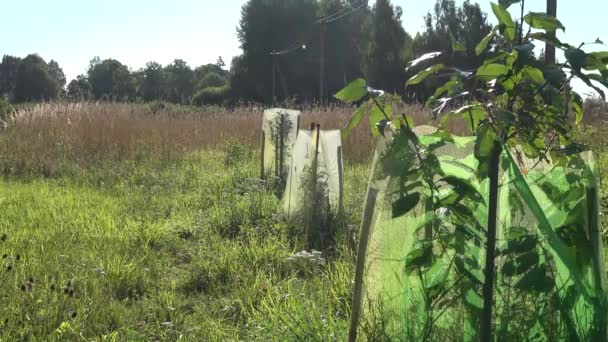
<box><xmin>545</xmin><ymin>0</ymin><xmax>557</xmax><ymax>65</ymax></box>
<box><xmin>319</xmin><ymin>21</ymin><xmax>326</xmax><ymax>105</ymax></box>
<box><xmin>272</xmin><ymin>54</ymin><xmax>277</xmax><ymax>105</ymax></box>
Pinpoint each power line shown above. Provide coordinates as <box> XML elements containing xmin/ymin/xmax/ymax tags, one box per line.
<box><xmin>325</xmin><ymin>1</ymin><xmax>366</xmax><ymax>24</ymax></box>
<box><xmin>270</xmin><ymin>0</ymin><xmax>367</xmax><ymax>56</ymax></box>
<box><xmin>316</xmin><ymin>0</ymin><xmax>366</xmax><ymax>24</ymax></box>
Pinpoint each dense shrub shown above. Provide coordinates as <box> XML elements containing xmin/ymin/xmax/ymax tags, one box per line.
<box><xmin>192</xmin><ymin>85</ymin><xmax>231</xmax><ymax>106</ymax></box>
<box><xmin>0</xmin><ymin>98</ymin><xmax>12</xmax><ymax>121</ymax></box>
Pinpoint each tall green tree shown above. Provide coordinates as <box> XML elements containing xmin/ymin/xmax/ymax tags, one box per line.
<box><xmin>164</xmin><ymin>59</ymin><xmax>194</xmax><ymax>103</ymax></box>
<box><xmin>87</xmin><ymin>57</ymin><xmax>136</xmax><ymax>100</ymax></box>
<box><xmin>237</xmin><ymin>0</ymin><xmax>318</xmax><ymax>102</ymax></box>
<box><xmin>0</xmin><ymin>55</ymin><xmax>22</xmax><ymax>101</ymax></box>
<box><xmin>139</xmin><ymin>62</ymin><xmax>166</xmax><ymax>101</ymax></box>
<box><xmin>365</xmin><ymin>0</ymin><xmax>408</xmax><ymax>93</ymax></box>
<box><xmin>318</xmin><ymin>0</ymin><xmax>369</xmax><ymax>97</ymax></box>
<box><xmin>14</xmin><ymin>54</ymin><xmax>60</xmax><ymax>102</ymax></box>
<box><xmin>413</xmin><ymin>0</ymin><xmax>492</xmax><ymax>70</ymax></box>
<box><xmin>47</xmin><ymin>60</ymin><xmax>66</xmax><ymax>92</ymax></box>
<box><xmin>67</xmin><ymin>75</ymin><xmax>93</xmax><ymax>100</ymax></box>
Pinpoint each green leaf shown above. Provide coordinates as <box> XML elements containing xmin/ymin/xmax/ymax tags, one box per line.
<box><xmin>404</xmin><ymin>240</ymin><xmax>432</xmax><ymax>272</ymax></box>
<box><xmin>491</xmin><ymin>2</ymin><xmax>516</xmax><ymax>42</ymax></box>
<box><xmin>406</xmin><ymin>64</ymin><xmax>445</xmax><ymax>86</ymax></box>
<box><xmin>502</xmin><ymin>250</ymin><xmax>540</xmax><ymax>276</ymax></box>
<box><xmin>370</xmin><ymin>104</ymin><xmax>391</xmax><ymax>137</ymax></box>
<box><xmin>341</xmin><ymin>105</ymin><xmax>366</xmax><ymax>139</ymax></box>
<box><xmin>442</xmin><ymin>176</ymin><xmax>485</xmax><ymax>204</ymax></box>
<box><xmin>565</xmin><ymin>48</ymin><xmax>587</xmax><ymax>70</ymax></box>
<box><xmin>453</xmin><ymin>42</ymin><xmax>466</xmax><ymax>52</ymax></box>
<box><xmin>392</xmin><ymin>192</ymin><xmax>421</xmax><ymax>218</ymax></box>
<box><xmin>476</xmin><ymin>28</ymin><xmax>497</xmax><ymax>56</ymax></box>
<box><xmin>528</xmin><ymin>32</ymin><xmax>564</xmax><ymax>48</ymax></box>
<box><xmin>334</xmin><ymin>78</ymin><xmax>367</xmax><ymax>103</ymax></box>
<box><xmin>522</xmin><ymin>66</ymin><xmax>545</xmax><ymax>84</ymax></box>
<box><xmin>514</xmin><ymin>265</ymin><xmax>553</xmax><ymax>292</ymax></box>
<box><xmin>404</xmin><ymin>114</ymin><xmax>414</xmax><ymax>129</ymax></box>
<box><xmin>465</xmin><ymin>289</ymin><xmax>484</xmax><ymax>310</ymax></box>
<box><xmin>441</xmin><ymin>104</ymin><xmax>486</xmax><ymax>132</ymax></box>
<box><xmin>424</xmin><ymin>258</ymin><xmax>451</xmax><ymax>289</ymax></box>
<box><xmin>477</xmin><ymin>63</ymin><xmax>508</xmax><ymax>79</ymax></box>
<box><xmin>572</xmin><ymin>93</ymin><xmax>584</xmax><ymax>126</ymax></box>
<box><xmin>499</xmin><ymin>230</ymin><xmax>538</xmax><ymax>255</ymax></box>
<box><xmin>524</xmin><ymin>12</ymin><xmax>566</xmax><ymax>32</ymax></box>
<box><xmin>498</xmin><ymin>0</ymin><xmax>520</xmax><ymax>8</ymax></box>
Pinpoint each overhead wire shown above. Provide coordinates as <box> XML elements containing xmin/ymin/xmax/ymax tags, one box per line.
<box><xmin>270</xmin><ymin>0</ymin><xmax>367</xmax><ymax>56</ymax></box>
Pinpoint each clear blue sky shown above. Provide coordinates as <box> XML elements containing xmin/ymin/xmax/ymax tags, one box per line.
<box><xmin>1</xmin><ymin>0</ymin><xmax>606</xmax><ymax>95</ymax></box>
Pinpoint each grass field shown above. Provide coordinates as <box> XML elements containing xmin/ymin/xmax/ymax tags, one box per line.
<box><xmin>0</xmin><ymin>102</ymin><xmax>374</xmax><ymax>340</ymax></box>
<box><xmin>0</xmin><ymin>102</ymin><xmax>607</xmax><ymax>340</ymax></box>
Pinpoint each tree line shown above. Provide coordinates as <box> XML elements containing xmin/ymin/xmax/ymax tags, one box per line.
<box><xmin>1</xmin><ymin>0</ymin><xmax>494</xmax><ymax>105</ymax></box>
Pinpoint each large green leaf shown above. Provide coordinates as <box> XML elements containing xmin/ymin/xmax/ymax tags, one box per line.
<box><xmin>522</xmin><ymin>66</ymin><xmax>545</xmax><ymax>84</ymax></box>
<box><xmin>491</xmin><ymin>2</ymin><xmax>516</xmax><ymax>42</ymax></box>
<box><xmin>524</xmin><ymin>12</ymin><xmax>565</xmax><ymax>32</ymax></box>
<box><xmin>369</xmin><ymin>104</ymin><xmax>391</xmax><ymax>137</ymax></box>
<box><xmin>476</xmin><ymin>28</ymin><xmax>497</xmax><ymax>56</ymax></box>
<box><xmin>341</xmin><ymin>105</ymin><xmax>366</xmax><ymax>138</ymax></box>
<box><xmin>406</xmin><ymin>64</ymin><xmax>445</xmax><ymax>86</ymax></box>
<box><xmin>334</xmin><ymin>78</ymin><xmax>367</xmax><ymax>102</ymax></box>
<box><xmin>514</xmin><ymin>264</ymin><xmax>554</xmax><ymax>292</ymax></box>
<box><xmin>528</xmin><ymin>32</ymin><xmax>564</xmax><ymax>48</ymax></box>
<box><xmin>392</xmin><ymin>192</ymin><xmax>421</xmax><ymax>218</ymax></box>
<box><xmin>572</xmin><ymin>93</ymin><xmax>584</xmax><ymax>126</ymax></box>
<box><xmin>498</xmin><ymin>0</ymin><xmax>520</xmax><ymax>8</ymax></box>
<box><xmin>405</xmin><ymin>240</ymin><xmax>433</xmax><ymax>272</ymax></box>
<box><xmin>442</xmin><ymin>176</ymin><xmax>485</xmax><ymax>204</ymax></box>
<box><xmin>465</xmin><ymin>289</ymin><xmax>484</xmax><ymax>310</ymax></box>
<box><xmin>565</xmin><ymin>47</ymin><xmax>587</xmax><ymax>70</ymax></box>
<box><xmin>502</xmin><ymin>250</ymin><xmax>540</xmax><ymax>276</ymax></box>
<box><xmin>424</xmin><ymin>258</ymin><xmax>451</xmax><ymax>289</ymax></box>
<box><xmin>477</xmin><ymin>63</ymin><xmax>508</xmax><ymax>79</ymax></box>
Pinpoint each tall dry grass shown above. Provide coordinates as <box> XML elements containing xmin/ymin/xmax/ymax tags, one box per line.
<box><xmin>0</xmin><ymin>101</ymin><xmax>436</xmax><ymax>177</ymax></box>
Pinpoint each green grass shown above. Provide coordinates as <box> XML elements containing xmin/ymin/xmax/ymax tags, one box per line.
<box><xmin>0</xmin><ymin>148</ymin><xmax>369</xmax><ymax>340</ymax></box>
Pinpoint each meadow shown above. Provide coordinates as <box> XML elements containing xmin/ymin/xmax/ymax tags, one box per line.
<box><xmin>0</xmin><ymin>101</ymin><xmax>606</xmax><ymax>340</ymax></box>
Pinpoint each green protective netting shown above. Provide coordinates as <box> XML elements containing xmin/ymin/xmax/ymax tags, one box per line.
<box><xmin>261</xmin><ymin>108</ymin><xmax>301</xmax><ymax>180</ymax></box>
<box><xmin>283</xmin><ymin>128</ymin><xmax>344</xmax><ymax>216</ymax></box>
<box><xmin>350</xmin><ymin>126</ymin><xmax>608</xmax><ymax>341</ymax></box>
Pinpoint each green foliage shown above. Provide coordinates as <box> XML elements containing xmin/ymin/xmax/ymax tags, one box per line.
<box><xmin>197</xmin><ymin>71</ymin><xmax>227</xmax><ymax>89</ymax></box>
<box><xmin>66</xmin><ymin>75</ymin><xmax>93</xmax><ymax>100</ymax></box>
<box><xmin>14</xmin><ymin>54</ymin><xmax>61</xmax><ymax>102</ymax></box>
<box><xmin>192</xmin><ymin>85</ymin><xmax>231</xmax><ymax>106</ymax></box>
<box><xmin>334</xmin><ymin>78</ymin><xmax>368</xmax><ymax>103</ymax></box>
<box><xmin>338</xmin><ymin>0</ymin><xmax>608</xmax><ymax>339</ymax></box>
<box><xmin>0</xmin><ymin>98</ymin><xmax>12</xmax><ymax>121</ymax></box>
<box><xmin>87</xmin><ymin>57</ymin><xmax>136</xmax><ymax>100</ymax></box>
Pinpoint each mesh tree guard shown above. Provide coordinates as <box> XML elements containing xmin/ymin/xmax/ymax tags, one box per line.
<box><xmin>350</xmin><ymin>126</ymin><xmax>608</xmax><ymax>341</ymax></box>
<box><xmin>283</xmin><ymin>127</ymin><xmax>344</xmax><ymax>217</ymax></box>
<box><xmin>261</xmin><ymin>108</ymin><xmax>301</xmax><ymax>185</ymax></box>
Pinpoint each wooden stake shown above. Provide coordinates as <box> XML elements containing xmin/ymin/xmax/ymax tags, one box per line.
<box><xmin>481</xmin><ymin>141</ymin><xmax>502</xmax><ymax>341</ymax></box>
